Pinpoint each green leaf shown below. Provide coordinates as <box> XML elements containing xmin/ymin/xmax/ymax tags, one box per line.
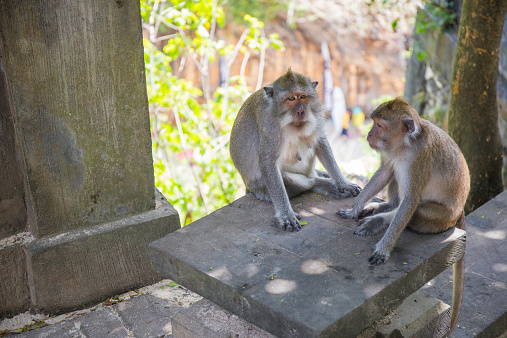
<box><xmin>271</xmin><ymin>39</ymin><xmax>284</xmax><ymax>50</ymax></box>
<box><xmin>168</xmin><ymin>281</ymin><xmax>179</xmax><ymax>287</ymax></box>
<box><xmin>391</xmin><ymin>18</ymin><xmax>400</xmax><ymax>32</ymax></box>
<box><xmin>299</xmin><ymin>221</ymin><xmax>308</xmax><ymax>225</ymax></box>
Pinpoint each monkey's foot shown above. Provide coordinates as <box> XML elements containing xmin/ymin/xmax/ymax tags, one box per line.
<box><xmin>336</xmin><ymin>208</ymin><xmax>356</xmax><ymax>219</ymax></box>
<box><xmin>343</xmin><ymin>183</ymin><xmax>362</xmax><ymax>197</ymax></box>
<box><xmin>368</xmin><ymin>250</ymin><xmax>388</xmax><ymax>265</ymax></box>
<box><xmin>354</xmin><ymin>216</ymin><xmax>386</xmax><ymax>236</ymax></box>
<box><xmin>275</xmin><ymin>212</ymin><xmax>302</xmax><ymax>232</ymax></box>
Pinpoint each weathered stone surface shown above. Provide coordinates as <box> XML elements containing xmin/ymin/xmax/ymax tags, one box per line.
<box><xmin>0</xmin><ymin>50</ymin><xmax>26</xmax><ymax>240</ymax></box>
<box><xmin>25</xmin><ymin>193</ymin><xmax>180</xmax><ymax>314</ymax></box>
<box><xmin>420</xmin><ymin>190</ymin><xmax>507</xmax><ymax>337</ymax></box>
<box><xmin>20</xmin><ymin>308</ymin><xmax>129</xmax><ymax>338</ymax></box>
<box><xmin>357</xmin><ymin>292</ymin><xmax>450</xmax><ymax>338</ymax></box>
<box><xmin>114</xmin><ymin>294</ymin><xmax>175</xmax><ymax>338</ymax></box>
<box><xmin>0</xmin><ymin>239</ymin><xmax>30</xmax><ymax>318</ymax></box>
<box><xmin>172</xmin><ymin>298</ymin><xmax>276</xmax><ymax>338</ymax></box>
<box><xmin>150</xmin><ymin>193</ymin><xmax>466</xmax><ymax>337</ymax></box>
<box><xmin>0</xmin><ymin>0</ymin><xmax>155</xmax><ymax>238</ymax></box>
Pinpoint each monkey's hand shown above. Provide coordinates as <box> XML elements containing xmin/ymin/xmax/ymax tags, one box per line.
<box><xmin>274</xmin><ymin>212</ymin><xmax>303</xmax><ymax>232</ymax></box>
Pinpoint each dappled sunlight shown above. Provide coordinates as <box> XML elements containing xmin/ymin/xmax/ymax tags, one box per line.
<box><xmin>307</xmin><ymin>206</ymin><xmax>326</xmax><ymax>215</ymax></box>
<box><xmin>482</xmin><ymin>229</ymin><xmax>506</xmax><ymax>240</ymax></box>
<box><xmin>363</xmin><ymin>284</ymin><xmax>383</xmax><ymax>297</ymax></box>
<box><xmin>301</xmin><ymin>259</ymin><xmax>330</xmax><ymax>275</ymax></box>
<box><xmin>265</xmin><ymin>279</ymin><xmax>297</xmax><ymax>295</ymax></box>
<box><xmin>492</xmin><ymin>263</ymin><xmax>507</xmax><ymax>273</ymax></box>
<box><xmin>245</xmin><ymin>263</ymin><xmax>260</xmax><ymax>279</ymax></box>
<box><xmin>208</xmin><ymin>266</ymin><xmax>233</xmax><ymax>281</ymax></box>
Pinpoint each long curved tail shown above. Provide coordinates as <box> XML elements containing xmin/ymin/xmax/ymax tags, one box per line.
<box><xmin>447</xmin><ymin>211</ymin><xmax>466</xmax><ymax>336</ymax></box>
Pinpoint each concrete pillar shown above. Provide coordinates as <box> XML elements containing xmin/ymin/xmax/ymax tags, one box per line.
<box><xmin>0</xmin><ymin>0</ymin><xmax>180</xmax><ymax>316</ymax></box>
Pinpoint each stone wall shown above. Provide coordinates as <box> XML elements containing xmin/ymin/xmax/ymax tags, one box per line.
<box><xmin>404</xmin><ymin>3</ymin><xmax>507</xmax><ymax>184</ymax></box>
<box><xmin>0</xmin><ymin>1</ymin><xmax>180</xmax><ymax>318</ymax></box>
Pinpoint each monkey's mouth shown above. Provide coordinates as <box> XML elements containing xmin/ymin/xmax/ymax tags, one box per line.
<box><xmin>292</xmin><ymin>121</ymin><xmax>306</xmax><ymax>127</ymax></box>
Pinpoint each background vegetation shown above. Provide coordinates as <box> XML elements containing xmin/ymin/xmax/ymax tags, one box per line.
<box><xmin>141</xmin><ymin>0</ymin><xmax>284</xmax><ymax>225</ymax></box>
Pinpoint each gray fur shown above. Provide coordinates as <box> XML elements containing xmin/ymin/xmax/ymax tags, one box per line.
<box><xmin>230</xmin><ymin>70</ymin><xmax>360</xmax><ymax>231</ymax></box>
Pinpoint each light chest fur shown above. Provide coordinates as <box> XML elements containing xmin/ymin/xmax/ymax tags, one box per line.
<box><xmin>276</xmin><ymin>126</ymin><xmax>318</xmax><ymax>177</ymax></box>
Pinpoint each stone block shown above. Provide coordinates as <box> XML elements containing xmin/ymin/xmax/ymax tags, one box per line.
<box><xmin>171</xmin><ymin>298</ymin><xmax>276</xmax><ymax>338</ymax></box>
<box><xmin>173</xmin><ymin>293</ymin><xmax>450</xmax><ymax>338</ymax></box>
<box><xmin>357</xmin><ymin>292</ymin><xmax>450</xmax><ymax>338</ymax></box>
<box><xmin>0</xmin><ymin>0</ymin><xmax>155</xmax><ymax>238</ymax></box>
<box><xmin>419</xmin><ymin>191</ymin><xmax>507</xmax><ymax>337</ymax></box>
<box><xmin>114</xmin><ymin>294</ymin><xmax>174</xmax><ymax>337</ymax></box>
<box><xmin>20</xmin><ymin>307</ymin><xmax>129</xmax><ymax>338</ymax></box>
<box><xmin>0</xmin><ymin>55</ymin><xmax>26</xmax><ymax>240</ymax></box>
<box><xmin>0</xmin><ymin>237</ymin><xmax>30</xmax><ymax>318</ymax></box>
<box><xmin>150</xmin><ymin>193</ymin><xmax>466</xmax><ymax>337</ymax></box>
<box><xmin>25</xmin><ymin>192</ymin><xmax>180</xmax><ymax>314</ymax></box>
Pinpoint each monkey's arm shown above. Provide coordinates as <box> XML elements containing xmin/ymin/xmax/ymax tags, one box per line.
<box><xmin>369</xmin><ymin>194</ymin><xmax>421</xmax><ymax>265</ymax></box>
<box><xmin>338</xmin><ymin>165</ymin><xmax>393</xmax><ymax>220</ymax></box>
<box><xmin>259</xmin><ymin>129</ymin><xmax>302</xmax><ymax>232</ymax></box>
<box><xmin>315</xmin><ymin>137</ymin><xmax>361</xmax><ymax>196</ymax></box>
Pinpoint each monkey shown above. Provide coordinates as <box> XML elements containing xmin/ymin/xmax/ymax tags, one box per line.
<box><xmin>230</xmin><ymin>69</ymin><xmax>361</xmax><ymax>232</ymax></box>
<box><xmin>337</xmin><ymin>97</ymin><xmax>469</xmax><ymax>335</ymax></box>
<box><xmin>337</xmin><ymin>97</ymin><xmax>470</xmax><ymax>263</ymax></box>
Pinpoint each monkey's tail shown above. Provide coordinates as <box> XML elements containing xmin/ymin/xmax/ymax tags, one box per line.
<box><xmin>447</xmin><ymin>211</ymin><xmax>466</xmax><ymax>337</ymax></box>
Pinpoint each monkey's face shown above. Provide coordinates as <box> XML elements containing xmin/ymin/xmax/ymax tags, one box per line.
<box><xmin>367</xmin><ymin>118</ymin><xmax>388</xmax><ymax>150</ymax></box>
<box><xmin>368</xmin><ymin>116</ymin><xmax>418</xmax><ymax>153</ymax></box>
<box><xmin>278</xmin><ymin>91</ymin><xmax>319</xmax><ymax>136</ymax></box>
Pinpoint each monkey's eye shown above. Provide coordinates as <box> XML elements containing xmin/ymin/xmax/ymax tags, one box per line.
<box><xmin>300</xmin><ymin>94</ymin><xmax>306</xmax><ymax>99</ymax></box>
<box><xmin>376</xmin><ymin>123</ymin><xmax>383</xmax><ymax>128</ymax></box>
<box><xmin>288</xmin><ymin>96</ymin><xmax>296</xmax><ymax>101</ymax></box>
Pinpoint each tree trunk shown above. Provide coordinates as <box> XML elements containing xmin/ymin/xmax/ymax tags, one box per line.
<box><xmin>448</xmin><ymin>0</ymin><xmax>507</xmax><ymax>213</ymax></box>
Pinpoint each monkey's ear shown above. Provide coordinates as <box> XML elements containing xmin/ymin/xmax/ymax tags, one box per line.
<box><xmin>402</xmin><ymin>117</ymin><xmax>417</xmax><ymax>134</ymax></box>
<box><xmin>312</xmin><ymin>81</ymin><xmax>318</xmax><ymax>88</ymax></box>
<box><xmin>264</xmin><ymin>86</ymin><xmax>274</xmax><ymax>98</ymax></box>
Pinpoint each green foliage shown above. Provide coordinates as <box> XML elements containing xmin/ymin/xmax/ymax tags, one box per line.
<box><xmin>415</xmin><ymin>1</ymin><xmax>456</xmax><ymax>34</ymax></box>
<box><xmin>142</xmin><ymin>0</ymin><xmax>283</xmax><ymax>225</ymax></box>
<box><xmin>225</xmin><ymin>0</ymin><xmax>288</xmax><ymax>23</ymax></box>
<box><xmin>413</xmin><ymin>1</ymin><xmax>456</xmax><ymax>61</ymax></box>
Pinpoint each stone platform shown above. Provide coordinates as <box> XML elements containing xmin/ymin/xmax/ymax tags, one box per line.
<box><xmin>150</xmin><ymin>193</ymin><xmax>465</xmax><ymax>337</ymax></box>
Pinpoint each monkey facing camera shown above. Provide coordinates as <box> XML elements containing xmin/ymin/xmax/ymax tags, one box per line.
<box><xmin>230</xmin><ymin>69</ymin><xmax>361</xmax><ymax>232</ymax></box>
<box><xmin>338</xmin><ymin>97</ymin><xmax>470</xmax><ymax>265</ymax></box>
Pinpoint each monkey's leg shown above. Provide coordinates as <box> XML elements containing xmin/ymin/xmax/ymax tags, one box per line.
<box><xmin>281</xmin><ymin>172</ymin><xmax>316</xmax><ymax>198</ymax></box>
<box><xmin>369</xmin><ymin>197</ymin><xmax>420</xmax><ymax>265</ymax></box>
<box><xmin>315</xmin><ymin>170</ymin><xmax>330</xmax><ymax>178</ymax></box>
<box><xmin>246</xmin><ymin>179</ymin><xmax>272</xmax><ymax>202</ymax></box>
<box><xmin>315</xmin><ymin>138</ymin><xmax>361</xmax><ymax>197</ymax></box>
<box><xmin>408</xmin><ymin>202</ymin><xmax>456</xmax><ymax>234</ymax></box>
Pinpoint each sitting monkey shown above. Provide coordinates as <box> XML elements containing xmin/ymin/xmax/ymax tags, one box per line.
<box><xmin>338</xmin><ymin>97</ymin><xmax>470</xmax><ymax>265</ymax></box>
<box><xmin>230</xmin><ymin>69</ymin><xmax>360</xmax><ymax>231</ymax></box>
